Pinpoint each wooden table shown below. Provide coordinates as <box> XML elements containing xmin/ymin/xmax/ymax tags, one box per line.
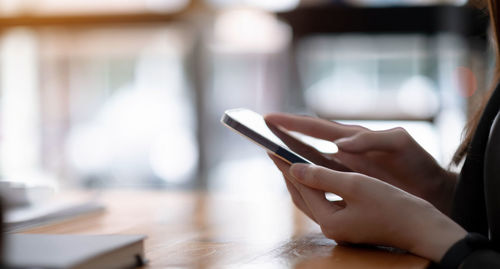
<box><xmin>24</xmin><ymin>191</ymin><xmax>429</xmax><ymax>268</ymax></box>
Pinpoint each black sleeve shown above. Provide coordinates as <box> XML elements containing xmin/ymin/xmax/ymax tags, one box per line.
<box><xmin>431</xmin><ymin>249</ymin><xmax>500</xmax><ymax>269</ymax></box>
<box><xmin>459</xmin><ymin>249</ymin><xmax>500</xmax><ymax>268</ymax></box>
<box><xmin>436</xmin><ymin>233</ymin><xmax>498</xmax><ymax>269</ymax></box>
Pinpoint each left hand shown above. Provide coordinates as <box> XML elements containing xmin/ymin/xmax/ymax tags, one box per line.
<box><xmin>265</xmin><ymin>113</ymin><xmax>457</xmax><ymax>214</ymax></box>
<box><xmin>269</xmin><ymin>155</ymin><xmax>466</xmax><ymax>262</ymax></box>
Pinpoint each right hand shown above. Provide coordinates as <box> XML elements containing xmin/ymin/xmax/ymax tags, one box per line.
<box><xmin>268</xmin><ymin>155</ymin><xmax>466</xmax><ymax>262</ymax></box>
<box><xmin>265</xmin><ymin>113</ymin><xmax>458</xmax><ymax>214</ymax></box>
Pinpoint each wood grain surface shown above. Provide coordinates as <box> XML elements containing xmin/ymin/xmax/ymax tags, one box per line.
<box><xmin>24</xmin><ymin>191</ymin><xmax>429</xmax><ymax>268</ymax></box>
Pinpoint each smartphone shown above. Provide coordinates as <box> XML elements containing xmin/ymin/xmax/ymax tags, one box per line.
<box><xmin>221</xmin><ymin>108</ymin><xmax>312</xmax><ymax>164</ymax></box>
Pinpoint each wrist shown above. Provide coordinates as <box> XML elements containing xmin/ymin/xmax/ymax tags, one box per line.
<box><xmin>409</xmin><ymin>209</ymin><xmax>466</xmax><ymax>262</ymax></box>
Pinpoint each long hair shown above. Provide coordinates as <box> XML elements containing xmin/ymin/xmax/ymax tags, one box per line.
<box><xmin>453</xmin><ymin>0</ymin><xmax>500</xmax><ymax>164</ymax></box>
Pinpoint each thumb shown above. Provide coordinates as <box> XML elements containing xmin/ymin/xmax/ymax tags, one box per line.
<box><xmin>289</xmin><ymin>164</ymin><xmax>356</xmax><ymax>199</ymax></box>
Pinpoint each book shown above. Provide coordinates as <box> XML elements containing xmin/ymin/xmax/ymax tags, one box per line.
<box><xmin>4</xmin><ymin>200</ymin><xmax>105</xmax><ymax>232</ymax></box>
<box><xmin>3</xmin><ymin>234</ymin><xmax>146</xmax><ymax>269</ymax></box>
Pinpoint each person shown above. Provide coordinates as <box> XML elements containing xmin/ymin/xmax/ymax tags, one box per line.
<box><xmin>265</xmin><ymin>0</ymin><xmax>500</xmax><ymax>267</ymax></box>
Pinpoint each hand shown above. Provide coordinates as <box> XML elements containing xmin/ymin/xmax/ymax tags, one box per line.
<box><xmin>269</xmin><ymin>155</ymin><xmax>466</xmax><ymax>262</ymax></box>
<box><xmin>265</xmin><ymin>113</ymin><xmax>457</xmax><ymax>214</ymax></box>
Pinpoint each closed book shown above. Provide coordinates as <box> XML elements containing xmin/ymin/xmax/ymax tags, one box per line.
<box><xmin>3</xmin><ymin>234</ymin><xmax>146</xmax><ymax>269</ymax></box>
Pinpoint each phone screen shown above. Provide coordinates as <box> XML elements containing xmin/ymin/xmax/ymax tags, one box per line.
<box><xmin>225</xmin><ymin>109</ymin><xmax>290</xmax><ymax>149</ymax></box>
<box><xmin>222</xmin><ymin>108</ymin><xmax>312</xmax><ymax>164</ymax></box>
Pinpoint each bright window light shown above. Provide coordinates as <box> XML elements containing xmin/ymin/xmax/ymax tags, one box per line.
<box><xmin>149</xmin><ymin>129</ymin><xmax>198</xmax><ymax>183</ymax></box>
<box><xmin>397</xmin><ymin>75</ymin><xmax>439</xmax><ymax>119</ymax></box>
<box><xmin>212</xmin><ymin>8</ymin><xmax>291</xmax><ymax>53</ymax></box>
<box><xmin>207</xmin><ymin>0</ymin><xmax>299</xmax><ymax>12</ymax></box>
<box><xmin>65</xmin><ymin>29</ymin><xmax>197</xmax><ymax>185</ymax></box>
<box><xmin>0</xmin><ymin>28</ymin><xmax>41</xmax><ymax>180</ymax></box>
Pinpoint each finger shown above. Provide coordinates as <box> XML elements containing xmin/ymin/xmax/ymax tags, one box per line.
<box><xmin>292</xmin><ymin>180</ymin><xmax>339</xmax><ymax>224</ymax></box>
<box><xmin>331</xmin><ymin>199</ymin><xmax>346</xmax><ymax>209</ymax></box>
<box><xmin>265</xmin><ymin>113</ymin><xmax>364</xmax><ymax>142</ymax></box>
<box><xmin>334</xmin><ymin>128</ymin><xmax>411</xmax><ymax>153</ymax></box>
<box><xmin>289</xmin><ymin>164</ymin><xmax>361</xmax><ymax>200</ymax></box>
<box><xmin>267</xmin><ymin>123</ymin><xmax>350</xmax><ymax>171</ymax></box>
<box><xmin>283</xmin><ymin>175</ymin><xmax>318</xmax><ymax>223</ymax></box>
<box><xmin>268</xmin><ymin>153</ymin><xmax>291</xmax><ymax>173</ymax></box>
<box><xmin>268</xmin><ymin>154</ymin><xmax>318</xmax><ymax>222</ymax></box>
<box><xmin>270</xmin><ymin>154</ymin><xmax>337</xmax><ymax>222</ymax></box>
<box><xmin>267</xmin><ymin>122</ymin><xmax>325</xmax><ymax>164</ymax></box>
<box><xmin>275</xmin><ymin>159</ymin><xmax>349</xmax><ymax>227</ymax></box>
<box><xmin>334</xmin><ymin>151</ymin><xmax>389</xmax><ymax>178</ymax></box>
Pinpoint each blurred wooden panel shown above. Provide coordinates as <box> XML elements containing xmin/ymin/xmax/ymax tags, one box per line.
<box><xmin>0</xmin><ymin>0</ymin><xmax>208</xmax><ymax>28</ymax></box>
<box><xmin>24</xmin><ymin>191</ymin><xmax>429</xmax><ymax>268</ymax></box>
<box><xmin>0</xmin><ymin>12</ymin><xmax>187</xmax><ymax>28</ymax></box>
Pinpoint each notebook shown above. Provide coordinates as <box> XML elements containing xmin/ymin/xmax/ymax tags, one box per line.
<box><xmin>4</xmin><ymin>200</ymin><xmax>105</xmax><ymax>232</ymax></box>
<box><xmin>3</xmin><ymin>234</ymin><xmax>146</xmax><ymax>269</ymax></box>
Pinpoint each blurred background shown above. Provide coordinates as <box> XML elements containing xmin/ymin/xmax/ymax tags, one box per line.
<box><xmin>0</xmin><ymin>0</ymin><xmax>491</xmax><ymax>196</ymax></box>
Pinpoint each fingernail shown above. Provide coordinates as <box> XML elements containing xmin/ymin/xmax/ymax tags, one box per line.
<box><xmin>290</xmin><ymin>163</ymin><xmax>309</xmax><ymax>179</ymax></box>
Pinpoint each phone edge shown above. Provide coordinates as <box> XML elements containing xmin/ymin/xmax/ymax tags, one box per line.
<box><xmin>221</xmin><ymin>112</ymin><xmax>312</xmax><ymax>165</ymax></box>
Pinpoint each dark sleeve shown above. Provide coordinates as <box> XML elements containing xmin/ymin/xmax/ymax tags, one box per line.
<box><xmin>455</xmin><ymin>112</ymin><xmax>500</xmax><ymax>268</ymax></box>
<box><xmin>431</xmin><ymin>249</ymin><xmax>500</xmax><ymax>269</ymax></box>
<box><xmin>459</xmin><ymin>249</ymin><xmax>500</xmax><ymax>268</ymax></box>
<box><xmin>437</xmin><ymin>233</ymin><xmax>497</xmax><ymax>269</ymax></box>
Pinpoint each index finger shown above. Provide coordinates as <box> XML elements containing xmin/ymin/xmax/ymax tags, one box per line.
<box><xmin>265</xmin><ymin>113</ymin><xmax>364</xmax><ymax>142</ymax></box>
<box><xmin>266</xmin><ymin>121</ymin><xmax>351</xmax><ymax>171</ymax></box>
